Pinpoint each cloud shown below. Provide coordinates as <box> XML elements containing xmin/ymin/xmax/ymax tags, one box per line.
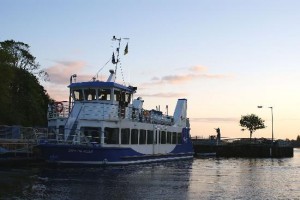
<box><xmin>151</xmin><ymin>76</ymin><xmax>160</xmax><ymax>81</ymax></box>
<box><xmin>190</xmin><ymin>117</ymin><xmax>239</xmax><ymax>123</ymax></box>
<box><xmin>161</xmin><ymin>74</ymin><xmax>193</xmax><ymax>84</ymax></box>
<box><xmin>43</xmin><ymin>60</ymin><xmax>99</xmax><ymax>101</ymax></box>
<box><xmin>162</xmin><ymin>73</ymin><xmax>226</xmax><ymax>83</ymax></box>
<box><xmin>142</xmin><ymin>65</ymin><xmax>229</xmax><ymax>86</ymax></box>
<box><xmin>189</xmin><ymin>65</ymin><xmax>207</xmax><ymax>72</ymax></box>
<box><xmin>45</xmin><ymin>60</ymin><xmax>93</xmax><ymax>85</ymax></box>
<box><xmin>137</xmin><ymin>92</ymin><xmax>187</xmax><ymax>98</ymax></box>
<box><xmin>45</xmin><ymin>86</ymin><xmax>69</xmax><ymax>101</ymax></box>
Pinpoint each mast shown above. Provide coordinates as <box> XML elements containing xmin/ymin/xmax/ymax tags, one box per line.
<box><xmin>111</xmin><ymin>36</ymin><xmax>129</xmax><ymax>82</ymax></box>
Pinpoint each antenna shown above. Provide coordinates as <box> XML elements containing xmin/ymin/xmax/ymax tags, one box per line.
<box><xmin>111</xmin><ymin>36</ymin><xmax>129</xmax><ymax>83</ymax></box>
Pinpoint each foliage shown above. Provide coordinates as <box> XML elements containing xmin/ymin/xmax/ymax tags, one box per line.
<box><xmin>240</xmin><ymin>114</ymin><xmax>266</xmax><ymax>140</ymax></box>
<box><xmin>297</xmin><ymin>135</ymin><xmax>300</xmax><ymax>142</ymax></box>
<box><xmin>0</xmin><ymin>40</ymin><xmax>49</xmax><ymax>81</ymax></box>
<box><xmin>0</xmin><ymin>40</ymin><xmax>51</xmax><ymax>126</ymax></box>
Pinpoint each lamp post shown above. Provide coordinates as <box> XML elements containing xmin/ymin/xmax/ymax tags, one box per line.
<box><xmin>257</xmin><ymin>106</ymin><xmax>274</xmax><ymax>144</ymax></box>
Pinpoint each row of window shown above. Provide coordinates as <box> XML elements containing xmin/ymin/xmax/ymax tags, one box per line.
<box><xmin>81</xmin><ymin>127</ymin><xmax>182</xmax><ymax>145</ymax></box>
<box><xmin>72</xmin><ymin>88</ymin><xmax>131</xmax><ymax>103</ymax></box>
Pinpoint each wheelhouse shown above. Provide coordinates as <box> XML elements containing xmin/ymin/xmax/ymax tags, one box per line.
<box><xmin>69</xmin><ymin>81</ymin><xmax>136</xmax><ymax>105</ymax></box>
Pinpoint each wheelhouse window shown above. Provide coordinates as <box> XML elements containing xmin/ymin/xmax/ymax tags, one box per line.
<box><xmin>98</xmin><ymin>89</ymin><xmax>111</xmax><ymax>101</ymax></box>
<box><xmin>115</xmin><ymin>90</ymin><xmax>132</xmax><ymax>106</ymax></box>
<box><xmin>131</xmin><ymin>129</ymin><xmax>138</xmax><ymax>144</ymax></box>
<box><xmin>125</xmin><ymin>92</ymin><xmax>131</xmax><ymax>104</ymax></box>
<box><xmin>121</xmin><ymin>128</ymin><xmax>130</xmax><ymax>144</ymax></box>
<box><xmin>114</xmin><ymin>90</ymin><xmax>121</xmax><ymax>101</ymax></box>
<box><xmin>84</xmin><ymin>88</ymin><xmax>96</xmax><ymax>101</ymax></box>
<box><xmin>73</xmin><ymin>89</ymin><xmax>84</xmax><ymax>101</ymax></box>
<box><xmin>104</xmin><ymin>128</ymin><xmax>119</xmax><ymax>144</ymax></box>
<box><xmin>147</xmin><ymin>130</ymin><xmax>153</xmax><ymax>144</ymax></box>
<box><xmin>139</xmin><ymin>129</ymin><xmax>146</xmax><ymax>144</ymax></box>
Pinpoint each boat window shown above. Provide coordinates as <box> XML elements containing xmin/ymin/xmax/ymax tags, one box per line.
<box><xmin>98</xmin><ymin>89</ymin><xmax>111</xmax><ymax>101</ymax></box>
<box><xmin>58</xmin><ymin>125</ymin><xmax>64</xmax><ymax>135</ymax></box>
<box><xmin>114</xmin><ymin>90</ymin><xmax>121</xmax><ymax>101</ymax></box>
<box><xmin>172</xmin><ymin>132</ymin><xmax>177</xmax><ymax>144</ymax></box>
<box><xmin>131</xmin><ymin>129</ymin><xmax>138</xmax><ymax>144</ymax></box>
<box><xmin>81</xmin><ymin>127</ymin><xmax>101</xmax><ymax>143</ymax></box>
<box><xmin>125</xmin><ymin>93</ymin><xmax>131</xmax><ymax>104</ymax></box>
<box><xmin>48</xmin><ymin>126</ymin><xmax>56</xmax><ymax>139</ymax></box>
<box><xmin>115</xmin><ymin>91</ymin><xmax>131</xmax><ymax>103</ymax></box>
<box><xmin>156</xmin><ymin>130</ymin><xmax>160</xmax><ymax>144</ymax></box>
<box><xmin>121</xmin><ymin>128</ymin><xmax>130</xmax><ymax>144</ymax></box>
<box><xmin>139</xmin><ymin>129</ymin><xmax>146</xmax><ymax>144</ymax></box>
<box><xmin>73</xmin><ymin>89</ymin><xmax>84</xmax><ymax>101</ymax></box>
<box><xmin>177</xmin><ymin>132</ymin><xmax>182</xmax><ymax>144</ymax></box>
<box><xmin>161</xmin><ymin>131</ymin><xmax>166</xmax><ymax>144</ymax></box>
<box><xmin>120</xmin><ymin>91</ymin><xmax>125</xmax><ymax>102</ymax></box>
<box><xmin>84</xmin><ymin>88</ymin><xmax>96</xmax><ymax>101</ymax></box>
<box><xmin>104</xmin><ymin>128</ymin><xmax>119</xmax><ymax>144</ymax></box>
<box><xmin>147</xmin><ymin>130</ymin><xmax>153</xmax><ymax>144</ymax></box>
<box><xmin>167</xmin><ymin>132</ymin><xmax>172</xmax><ymax>144</ymax></box>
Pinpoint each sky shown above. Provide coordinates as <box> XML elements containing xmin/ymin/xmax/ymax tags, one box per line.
<box><xmin>1</xmin><ymin>0</ymin><xmax>300</xmax><ymax>140</ymax></box>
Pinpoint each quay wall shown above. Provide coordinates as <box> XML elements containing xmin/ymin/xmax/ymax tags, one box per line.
<box><xmin>193</xmin><ymin>139</ymin><xmax>294</xmax><ymax>158</ymax></box>
<box><xmin>215</xmin><ymin>144</ymin><xmax>293</xmax><ymax>158</ymax></box>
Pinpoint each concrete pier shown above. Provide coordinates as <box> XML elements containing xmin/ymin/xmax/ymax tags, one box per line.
<box><xmin>215</xmin><ymin>144</ymin><xmax>293</xmax><ymax>158</ymax></box>
<box><xmin>192</xmin><ymin>137</ymin><xmax>294</xmax><ymax>158</ymax></box>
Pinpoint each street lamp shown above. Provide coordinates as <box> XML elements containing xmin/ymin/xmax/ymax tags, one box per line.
<box><xmin>257</xmin><ymin>106</ymin><xmax>274</xmax><ymax>144</ymax></box>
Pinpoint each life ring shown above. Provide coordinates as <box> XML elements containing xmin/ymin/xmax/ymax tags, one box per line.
<box><xmin>143</xmin><ymin>110</ymin><xmax>149</xmax><ymax>117</ymax></box>
<box><xmin>55</xmin><ymin>102</ymin><xmax>64</xmax><ymax>113</ymax></box>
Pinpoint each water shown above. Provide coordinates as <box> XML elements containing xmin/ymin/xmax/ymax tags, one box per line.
<box><xmin>1</xmin><ymin>149</ymin><xmax>299</xmax><ymax>200</ymax></box>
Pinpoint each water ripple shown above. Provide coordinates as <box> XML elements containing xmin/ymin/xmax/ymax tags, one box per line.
<box><xmin>0</xmin><ymin>150</ymin><xmax>299</xmax><ymax>199</ymax></box>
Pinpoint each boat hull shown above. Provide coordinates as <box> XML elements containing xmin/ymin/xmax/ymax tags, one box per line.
<box><xmin>36</xmin><ymin>144</ymin><xmax>194</xmax><ymax>165</ymax></box>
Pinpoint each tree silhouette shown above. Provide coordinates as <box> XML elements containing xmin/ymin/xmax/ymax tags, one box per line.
<box><xmin>0</xmin><ymin>40</ymin><xmax>48</xmax><ymax>81</ymax></box>
<box><xmin>0</xmin><ymin>40</ymin><xmax>51</xmax><ymax>126</ymax></box>
<box><xmin>240</xmin><ymin>114</ymin><xmax>266</xmax><ymax>140</ymax></box>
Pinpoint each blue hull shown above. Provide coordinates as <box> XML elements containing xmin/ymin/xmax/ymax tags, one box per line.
<box><xmin>36</xmin><ymin>143</ymin><xmax>194</xmax><ymax>165</ymax></box>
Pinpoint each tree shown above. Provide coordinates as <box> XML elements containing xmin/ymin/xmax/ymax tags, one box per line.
<box><xmin>0</xmin><ymin>40</ymin><xmax>51</xmax><ymax>126</ymax></box>
<box><xmin>297</xmin><ymin>135</ymin><xmax>300</xmax><ymax>142</ymax></box>
<box><xmin>240</xmin><ymin>114</ymin><xmax>266</xmax><ymax>140</ymax></box>
<box><xmin>0</xmin><ymin>40</ymin><xmax>48</xmax><ymax>81</ymax></box>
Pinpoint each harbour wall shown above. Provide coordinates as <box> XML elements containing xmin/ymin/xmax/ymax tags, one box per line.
<box><xmin>193</xmin><ymin>139</ymin><xmax>294</xmax><ymax>158</ymax></box>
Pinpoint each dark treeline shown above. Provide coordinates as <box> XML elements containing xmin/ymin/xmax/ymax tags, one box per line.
<box><xmin>0</xmin><ymin>40</ymin><xmax>52</xmax><ymax>127</ymax></box>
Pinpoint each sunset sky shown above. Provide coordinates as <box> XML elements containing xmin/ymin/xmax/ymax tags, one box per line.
<box><xmin>2</xmin><ymin>0</ymin><xmax>300</xmax><ymax>140</ymax></box>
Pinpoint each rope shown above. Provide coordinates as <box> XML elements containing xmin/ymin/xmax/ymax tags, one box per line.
<box><xmin>90</xmin><ymin>58</ymin><xmax>111</xmax><ymax>81</ymax></box>
<box><xmin>118</xmin><ymin>58</ymin><xmax>126</xmax><ymax>85</ymax></box>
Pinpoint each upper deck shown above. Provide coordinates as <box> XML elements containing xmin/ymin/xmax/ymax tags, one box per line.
<box><xmin>47</xmin><ymin>71</ymin><xmax>189</xmax><ymax>128</ymax></box>
<box><xmin>69</xmin><ymin>81</ymin><xmax>136</xmax><ymax>103</ymax></box>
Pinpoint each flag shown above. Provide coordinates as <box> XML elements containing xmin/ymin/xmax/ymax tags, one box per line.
<box><xmin>124</xmin><ymin>43</ymin><xmax>128</xmax><ymax>55</ymax></box>
<box><xmin>112</xmin><ymin>52</ymin><xmax>116</xmax><ymax>64</ymax></box>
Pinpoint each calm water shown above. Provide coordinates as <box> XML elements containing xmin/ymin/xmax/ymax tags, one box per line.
<box><xmin>1</xmin><ymin>149</ymin><xmax>299</xmax><ymax>200</ymax></box>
